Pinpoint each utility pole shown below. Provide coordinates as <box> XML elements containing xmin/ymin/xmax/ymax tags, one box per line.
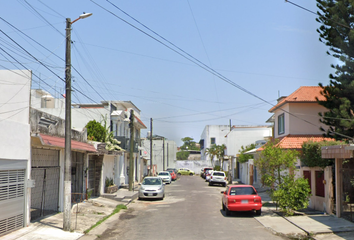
<box><xmin>63</xmin><ymin>13</ymin><xmax>92</xmax><ymax>232</ymax></box>
<box><xmin>128</xmin><ymin>109</ymin><xmax>134</xmax><ymax>191</ymax></box>
<box><xmin>167</xmin><ymin>143</ymin><xmax>169</xmax><ymax>168</ymax></box>
<box><xmin>64</xmin><ymin>17</ymin><xmax>72</xmax><ymax>232</ymax></box>
<box><xmin>162</xmin><ymin>137</ymin><xmax>165</xmax><ymax>170</ymax></box>
<box><xmin>149</xmin><ymin>118</ymin><xmax>153</xmax><ymax>176</ymax></box>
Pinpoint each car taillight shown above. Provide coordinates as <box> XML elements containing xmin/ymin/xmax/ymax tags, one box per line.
<box><xmin>254</xmin><ymin>198</ymin><xmax>260</xmax><ymax>203</ymax></box>
<box><xmin>211</xmin><ymin>176</ymin><xmax>213</xmax><ymax>179</ymax></box>
<box><xmin>224</xmin><ymin>177</ymin><xmax>227</xmax><ymax>180</ymax></box>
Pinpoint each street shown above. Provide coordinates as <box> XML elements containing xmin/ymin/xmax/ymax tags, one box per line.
<box><xmin>97</xmin><ymin>176</ymin><xmax>287</xmax><ymax>240</ymax></box>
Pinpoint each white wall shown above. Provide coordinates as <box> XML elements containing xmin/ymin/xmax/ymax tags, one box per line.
<box><xmin>100</xmin><ymin>155</ymin><xmax>115</xmax><ymax>194</ymax></box>
<box><xmin>0</xmin><ymin>69</ymin><xmax>31</xmax><ymax>226</ymax></box>
<box><xmin>200</xmin><ymin>125</ymin><xmax>272</xmax><ymax>162</ymax></box>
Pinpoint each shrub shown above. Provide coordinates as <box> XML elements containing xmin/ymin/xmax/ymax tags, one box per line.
<box><xmin>273</xmin><ymin>176</ymin><xmax>311</xmax><ymax>216</ymax></box>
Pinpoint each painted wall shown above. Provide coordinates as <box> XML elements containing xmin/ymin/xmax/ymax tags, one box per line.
<box><xmin>273</xmin><ymin>103</ymin><xmax>328</xmax><ymax>139</ymax></box>
<box><xmin>0</xmin><ymin>70</ymin><xmax>31</xmax><ymax>226</ymax></box>
<box><xmin>100</xmin><ymin>155</ymin><xmax>115</xmax><ymax>194</ymax></box>
<box><xmin>301</xmin><ymin>166</ymin><xmax>333</xmax><ymax>214</ymax></box>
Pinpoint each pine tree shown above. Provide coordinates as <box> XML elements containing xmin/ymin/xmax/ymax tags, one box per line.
<box><xmin>316</xmin><ymin>0</ymin><xmax>354</xmax><ymax>140</ymax></box>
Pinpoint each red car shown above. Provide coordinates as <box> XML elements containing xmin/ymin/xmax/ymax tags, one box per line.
<box><xmin>167</xmin><ymin>170</ymin><xmax>177</xmax><ymax>181</ymax></box>
<box><xmin>221</xmin><ymin>185</ymin><xmax>262</xmax><ymax>216</ymax></box>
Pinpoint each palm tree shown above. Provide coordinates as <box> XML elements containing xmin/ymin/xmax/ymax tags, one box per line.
<box><xmin>216</xmin><ymin>144</ymin><xmax>227</xmax><ymax>170</ymax></box>
<box><xmin>205</xmin><ymin>145</ymin><xmax>217</xmax><ymax>166</ymax></box>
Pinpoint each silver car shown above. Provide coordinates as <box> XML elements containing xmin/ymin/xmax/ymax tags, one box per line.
<box><xmin>138</xmin><ymin>177</ymin><xmax>165</xmax><ymax>200</ymax></box>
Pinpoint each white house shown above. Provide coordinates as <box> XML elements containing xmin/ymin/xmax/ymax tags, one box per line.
<box><xmin>200</xmin><ymin>125</ymin><xmax>272</xmax><ymax>167</ymax></box>
<box><xmin>0</xmin><ymin>70</ymin><xmax>31</xmax><ymax>236</ymax></box>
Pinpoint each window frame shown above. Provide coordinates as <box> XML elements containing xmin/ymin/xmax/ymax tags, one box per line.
<box><xmin>278</xmin><ymin>113</ymin><xmax>285</xmax><ymax>135</ymax></box>
<box><xmin>210</xmin><ymin>137</ymin><xmax>216</xmax><ymax>145</ymax></box>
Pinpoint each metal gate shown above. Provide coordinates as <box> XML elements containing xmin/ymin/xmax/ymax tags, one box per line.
<box><xmin>31</xmin><ymin>149</ymin><xmax>60</xmax><ymax>220</ymax></box>
<box><xmin>88</xmin><ymin>155</ymin><xmax>103</xmax><ymax>197</ymax></box>
<box><xmin>0</xmin><ymin>169</ymin><xmax>25</xmax><ymax>236</ymax></box>
<box><xmin>341</xmin><ymin>160</ymin><xmax>354</xmax><ymax>222</ymax></box>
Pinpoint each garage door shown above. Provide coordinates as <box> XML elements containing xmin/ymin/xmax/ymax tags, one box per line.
<box><xmin>0</xmin><ymin>169</ymin><xmax>25</xmax><ymax>236</ymax></box>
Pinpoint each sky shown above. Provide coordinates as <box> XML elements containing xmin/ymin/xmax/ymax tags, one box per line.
<box><xmin>0</xmin><ymin>0</ymin><xmax>336</xmax><ymax>146</ymax></box>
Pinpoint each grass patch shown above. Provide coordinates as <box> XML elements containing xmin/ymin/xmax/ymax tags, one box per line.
<box><xmin>84</xmin><ymin>204</ymin><xmax>127</xmax><ymax>234</ymax></box>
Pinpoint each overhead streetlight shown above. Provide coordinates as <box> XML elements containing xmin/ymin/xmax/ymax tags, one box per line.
<box><xmin>64</xmin><ymin>12</ymin><xmax>92</xmax><ymax>232</ymax></box>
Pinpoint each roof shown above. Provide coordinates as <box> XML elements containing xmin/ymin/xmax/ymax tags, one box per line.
<box><xmin>38</xmin><ymin>134</ymin><xmax>97</xmax><ymax>152</ymax></box>
<box><xmin>257</xmin><ymin>135</ymin><xmax>334</xmax><ymax>151</ymax></box>
<box><xmin>269</xmin><ymin>86</ymin><xmax>326</xmax><ymax>112</ymax></box>
<box><xmin>135</xmin><ymin>116</ymin><xmax>147</xmax><ymax>129</ymax></box>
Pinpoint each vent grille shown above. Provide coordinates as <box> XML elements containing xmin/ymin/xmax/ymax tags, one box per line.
<box><xmin>0</xmin><ymin>214</ymin><xmax>23</xmax><ymax>236</ymax></box>
<box><xmin>0</xmin><ymin>170</ymin><xmax>25</xmax><ymax>202</ymax></box>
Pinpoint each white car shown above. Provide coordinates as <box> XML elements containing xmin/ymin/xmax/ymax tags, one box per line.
<box><xmin>205</xmin><ymin>170</ymin><xmax>213</xmax><ymax>182</ymax></box>
<box><xmin>209</xmin><ymin>171</ymin><xmax>227</xmax><ymax>187</ymax></box>
<box><xmin>157</xmin><ymin>171</ymin><xmax>172</xmax><ymax>184</ymax></box>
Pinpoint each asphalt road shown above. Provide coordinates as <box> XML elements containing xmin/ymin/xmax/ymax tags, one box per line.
<box><xmin>98</xmin><ymin>176</ymin><xmax>287</xmax><ymax>240</ymax></box>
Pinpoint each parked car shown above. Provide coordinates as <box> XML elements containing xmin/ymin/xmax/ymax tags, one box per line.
<box><xmin>138</xmin><ymin>177</ymin><xmax>165</xmax><ymax>200</ymax></box>
<box><xmin>157</xmin><ymin>171</ymin><xmax>172</xmax><ymax>184</ymax></box>
<box><xmin>166</xmin><ymin>168</ymin><xmax>178</xmax><ymax>176</ymax></box>
<box><xmin>209</xmin><ymin>171</ymin><xmax>227</xmax><ymax>187</ymax></box>
<box><xmin>221</xmin><ymin>185</ymin><xmax>262</xmax><ymax>216</ymax></box>
<box><xmin>205</xmin><ymin>170</ymin><xmax>213</xmax><ymax>182</ymax></box>
<box><xmin>167</xmin><ymin>169</ymin><xmax>177</xmax><ymax>181</ymax></box>
<box><xmin>177</xmin><ymin>168</ymin><xmax>195</xmax><ymax>176</ymax></box>
<box><xmin>201</xmin><ymin>167</ymin><xmax>213</xmax><ymax>179</ymax></box>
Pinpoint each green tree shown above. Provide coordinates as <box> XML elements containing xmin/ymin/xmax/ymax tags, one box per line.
<box><xmin>238</xmin><ymin>143</ymin><xmax>256</xmax><ymax>163</ymax></box>
<box><xmin>216</xmin><ymin>144</ymin><xmax>227</xmax><ymax>169</ymax></box>
<box><xmin>180</xmin><ymin>137</ymin><xmax>200</xmax><ymax>150</ymax></box>
<box><xmin>205</xmin><ymin>145</ymin><xmax>217</xmax><ymax>166</ymax></box>
<box><xmin>301</xmin><ymin>140</ymin><xmax>345</xmax><ymax>168</ymax></box>
<box><xmin>86</xmin><ymin>120</ymin><xmax>105</xmax><ymax>142</ymax></box>
<box><xmin>273</xmin><ymin>176</ymin><xmax>311</xmax><ymax>216</ymax></box>
<box><xmin>255</xmin><ymin>140</ymin><xmax>299</xmax><ymax>188</ymax></box>
<box><xmin>255</xmin><ymin>140</ymin><xmax>311</xmax><ymax>216</ymax></box>
<box><xmin>177</xmin><ymin>151</ymin><xmax>190</xmax><ymax>160</ymax></box>
<box><xmin>316</xmin><ymin>0</ymin><xmax>354</xmax><ymax>140</ymax></box>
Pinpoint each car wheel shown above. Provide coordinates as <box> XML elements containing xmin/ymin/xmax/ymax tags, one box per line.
<box><xmin>223</xmin><ymin>183</ymin><xmax>226</xmax><ymax>187</ymax></box>
<box><xmin>225</xmin><ymin>207</ymin><xmax>231</xmax><ymax>216</ymax></box>
<box><xmin>189</xmin><ymin>173</ymin><xmax>193</xmax><ymax>176</ymax></box>
<box><xmin>208</xmin><ymin>182</ymin><xmax>212</xmax><ymax>186</ymax></box>
<box><xmin>256</xmin><ymin>209</ymin><xmax>261</xmax><ymax>216</ymax></box>
<box><xmin>222</xmin><ymin>202</ymin><xmax>225</xmax><ymax>211</ymax></box>
<box><xmin>177</xmin><ymin>173</ymin><xmax>181</xmax><ymax>176</ymax></box>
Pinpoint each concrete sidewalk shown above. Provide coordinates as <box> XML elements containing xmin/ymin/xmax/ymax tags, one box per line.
<box><xmin>254</xmin><ymin>188</ymin><xmax>354</xmax><ymax>240</ymax></box>
<box><xmin>1</xmin><ymin>188</ymin><xmax>138</xmax><ymax>240</ymax></box>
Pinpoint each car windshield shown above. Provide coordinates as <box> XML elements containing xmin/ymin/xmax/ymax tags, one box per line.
<box><xmin>142</xmin><ymin>178</ymin><xmax>162</xmax><ymax>185</ymax></box>
<box><xmin>167</xmin><ymin>170</ymin><xmax>173</xmax><ymax>173</ymax></box>
<box><xmin>229</xmin><ymin>187</ymin><xmax>256</xmax><ymax>195</ymax></box>
<box><xmin>158</xmin><ymin>172</ymin><xmax>169</xmax><ymax>176</ymax></box>
<box><xmin>213</xmin><ymin>172</ymin><xmax>225</xmax><ymax>176</ymax></box>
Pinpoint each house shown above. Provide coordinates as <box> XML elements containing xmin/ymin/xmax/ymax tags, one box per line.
<box><xmin>259</xmin><ymin>86</ymin><xmax>334</xmax><ymax>214</ymax></box>
<box><xmin>140</xmin><ymin>136</ymin><xmax>177</xmax><ymax>174</ymax></box>
<box><xmin>0</xmin><ymin>70</ymin><xmax>31</xmax><ymax>236</ymax></box>
<box><xmin>30</xmin><ymin>108</ymin><xmax>96</xmax><ymax>220</ymax></box>
<box><xmin>199</xmin><ymin>125</ymin><xmax>272</xmax><ymax>175</ymax></box>
<box><xmin>31</xmin><ymin>90</ymin><xmax>147</xmax><ymax>194</ymax></box>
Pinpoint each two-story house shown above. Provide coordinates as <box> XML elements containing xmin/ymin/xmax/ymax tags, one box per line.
<box><xmin>266</xmin><ymin>86</ymin><xmax>333</xmax><ymax>213</ymax></box>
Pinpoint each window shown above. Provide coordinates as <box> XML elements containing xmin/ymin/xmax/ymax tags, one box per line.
<box><xmin>278</xmin><ymin>113</ymin><xmax>285</xmax><ymax>135</ymax></box>
<box><xmin>210</xmin><ymin>137</ymin><xmax>216</xmax><ymax>145</ymax></box>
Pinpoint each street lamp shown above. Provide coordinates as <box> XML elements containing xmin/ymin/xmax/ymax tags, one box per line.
<box><xmin>64</xmin><ymin>12</ymin><xmax>92</xmax><ymax>232</ymax></box>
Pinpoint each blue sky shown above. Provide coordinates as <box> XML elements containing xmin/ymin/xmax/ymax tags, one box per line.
<box><xmin>0</xmin><ymin>1</ymin><xmax>335</xmax><ymax>145</ymax></box>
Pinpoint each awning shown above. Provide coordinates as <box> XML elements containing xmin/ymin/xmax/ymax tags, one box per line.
<box><xmin>38</xmin><ymin>134</ymin><xmax>97</xmax><ymax>152</ymax></box>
